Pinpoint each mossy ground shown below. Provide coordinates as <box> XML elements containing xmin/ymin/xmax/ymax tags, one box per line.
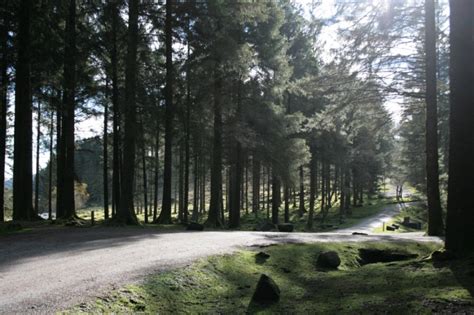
<box><xmin>67</xmin><ymin>241</ymin><xmax>474</xmax><ymax>314</ymax></box>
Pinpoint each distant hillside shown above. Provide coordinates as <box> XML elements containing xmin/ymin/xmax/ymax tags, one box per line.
<box><xmin>4</xmin><ymin>178</ymin><xmax>12</xmax><ymax>189</ymax></box>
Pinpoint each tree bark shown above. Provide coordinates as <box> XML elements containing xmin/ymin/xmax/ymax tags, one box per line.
<box><xmin>0</xmin><ymin>0</ymin><xmax>9</xmax><ymax>222</ymax></box>
<box><xmin>425</xmin><ymin>0</ymin><xmax>444</xmax><ymax>236</ymax></box>
<box><xmin>284</xmin><ymin>185</ymin><xmax>290</xmax><ymax>223</ymax></box>
<box><xmin>157</xmin><ymin>0</ymin><xmax>174</xmax><ymax>224</ymax></box>
<box><xmin>307</xmin><ymin>147</ymin><xmax>317</xmax><ymax>229</ymax></box>
<box><xmin>110</xmin><ymin>0</ymin><xmax>120</xmax><ymax>218</ymax></box>
<box><xmin>141</xmin><ymin>134</ymin><xmax>148</xmax><ymax>224</ymax></box>
<box><xmin>192</xmin><ymin>150</ymin><xmax>199</xmax><ymax>221</ymax></box>
<box><xmin>252</xmin><ymin>155</ymin><xmax>260</xmax><ymax>216</ymax></box>
<box><xmin>58</xmin><ymin>0</ymin><xmax>77</xmax><ymax>219</ymax></box>
<box><xmin>13</xmin><ymin>0</ymin><xmax>33</xmax><ymax>221</ymax></box>
<box><xmin>178</xmin><ymin>143</ymin><xmax>184</xmax><ymax>222</ymax></box>
<box><xmin>103</xmin><ymin>79</ymin><xmax>109</xmax><ymax>220</ymax></box>
<box><xmin>48</xmin><ymin>106</ymin><xmax>54</xmax><ymax>220</ymax></box>
<box><xmin>229</xmin><ymin>81</ymin><xmax>242</xmax><ymax>228</ymax></box>
<box><xmin>153</xmin><ymin>130</ymin><xmax>159</xmax><ymax>221</ymax></box>
<box><xmin>271</xmin><ymin>174</ymin><xmax>281</xmax><ymax>224</ymax></box>
<box><xmin>298</xmin><ymin>165</ymin><xmax>306</xmax><ymax>216</ymax></box>
<box><xmin>116</xmin><ymin>0</ymin><xmax>139</xmax><ymax>224</ymax></box>
<box><xmin>445</xmin><ymin>0</ymin><xmax>474</xmax><ymax>254</ymax></box>
<box><xmin>34</xmin><ymin>100</ymin><xmax>41</xmax><ymax>215</ymax></box>
<box><xmin>207</xmin><ymin>69</ymin><xmax>223</xmax><ymax>227</ymax></box>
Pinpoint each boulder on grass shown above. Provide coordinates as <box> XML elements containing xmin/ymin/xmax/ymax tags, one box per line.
<box><xmin>277</xmin><ymin>223</ymin><xmax>294</xmax><ymax>232</ymax></box>
<box><xmin>316</xmin><ymin>251</ymin><xmax>341</xmax><ymax>269</ymax></box>
<box><xmin>257</xmin><ymin>221</ymin><xmax>276</xmax><ymax>232</ymax></box>
<box><xmin>186</xmin><ymin>222</ymin><xmax>204</xmax><ymax>231</ymax></box>
<box><xmin>251</xmin><ymin>274</ymin><xmax>280</xmax><ymax>304</ymax></box>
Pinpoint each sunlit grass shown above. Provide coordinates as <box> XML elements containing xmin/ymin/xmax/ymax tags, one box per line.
<box><xmin>66</xmin><ymin>241</ymin><xmax>474</xmax><ymax>314</ymax></box>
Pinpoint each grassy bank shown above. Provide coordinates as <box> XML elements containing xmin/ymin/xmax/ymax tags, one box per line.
<box><xmin>67</xmin><ymin>241</ymin><xmax>474</xmax><ymax>314</ymax></box>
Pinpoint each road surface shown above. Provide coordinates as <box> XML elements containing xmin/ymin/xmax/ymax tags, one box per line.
<box><xmin>0</xmin><ymin>203</ymin><xmax>440</xmax><ymax>314</ymax></box>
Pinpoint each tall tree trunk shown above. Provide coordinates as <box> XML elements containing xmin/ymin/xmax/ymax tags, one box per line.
<box><xmin>13</xmin><ymin>0</ymin><xmax>33</xmax><ymax>221</ymax></box>
<box><xmin>34</xmin><ymin>100</ymin><xmax>41</xmax><ymax>215</ymax></box>
<box><xmin>298</xmin><ymin>166</ymin><xmax>306</xmax><ymax>216</ymax></box>
<box><xmin>103</xmin><ymin>79</ymin><xmax>109</xmax><ymax>220</ymax></box>
<box><xmin>320</xmin><ymin>161</ymin><xmax>326</xmax><ymax>220</ymax></box>
<box><xmin>178</xmin><ymin>143</ymin><xmax>184</xmax><ymax>222</ymax></box>
<box><xmin>252</xmin><ymin>155</ymin><xmax>260</xmax><ymax>216</ymax></box>
<box><xmin>56</xmin><ymin>92</ymin><xmax>63</xmax><ymax>218</ymax></box>
<box><xmin>0</xmin><ymin>0</ymin><xmax>9</xmax><ymax>222</ymax></box>
<box><xmin>157</xmin><ymin>0</ymin><xmax>174</xmax><ymax>224</ymax></box>
<box><xmin>345</xmin><ymin>168</ymin><xmax>351</xmax><ymax>215</ymax></box>
<box><xmin>207</xmin><ymin>70</ymin><xmax>223</xmax><ymax>227</ymax></box>
<box><xmin>339</xmin><ymin>168</ymin><xmax>345</xmax><ymax>220</ymax></box>
<box><xmin>229</xmin><ymin>81</ymin><xmax>242</xmax><ymax>228</ymax></box>
<box><xmin>58</xmin><ymin>0</ymin><xmax>77</xmax><ymax>219</ymax></box>
<box><xmin>307</xmin><ymin>148</ymin><xmax>317</xmax><ymax>229</ymax></box>
<box><xmin>445</xmin><ymin>0</ymin><xmax>474</xmax><ymax>254</ymax></box>
<box><xmin>48</xmin><ymin>107</ymin><xmax>54</xmax><ymax>220</ymax></box>
<box><xmin>201</xmin><ymin>159</ymin><xmax>206</xmax><ymax>214</ymax></box>
<box><xmin>153</xmin><ymin>130</ymin><xmax>159</xmax><ymax>221</ymax></box>
<box><xmin>111</xmin><ymin>0</ymin><xmax>120</xmax><ymax>218</ymax></box>
<box><xmin>245</xmin><ymin>157</ymin><xmax>249</xmax><ymax>214</ymax></box>
<box><xmin>183</xmin><ymin>24</ymin><xmax>191</xmax><ymax>225</ymax></box>
<box><xmin>271</xmin><ymin>174</ymin><xmax>281</xmax><ymax>224</ymax></box>
<box><xmin>425</xmin><ymin>0</ymin><xmax>444</xmax><ymax>236</ymax></box>
<box><xmin>142</xmin><ymin>137</ymin><xmax>148</xmax><ymax>224</ymax></box>
<box><xmin>284</xmin><ymin>185</ymin><xmax>290</xmax><ymax>223</ymax></box>
<box><xmin>266</xmin><ymin>167</ymin><xmax>271</xmax><ymax>219</ymax></box>
<box><xmin>192</xmin><ymin>150</ymin><xmax>199</xmax><ymax>221</ymax></box>
<box><xmin>116</xmin><ymin>0</ymin><xmax>139</xmax><ymax>224</ymax></box>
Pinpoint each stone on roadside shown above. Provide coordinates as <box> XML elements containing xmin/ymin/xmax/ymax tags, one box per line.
<box><xmin>251</xmin><ymin>274</ymin><xmax>280</xmax><ymax>304</ymax></box>
<box><xmin>316</xmin><ymin>251</ymin><xmax>341</xmax><ymax>269</ymax></box>
<box><xmin>277</xmin><ymin>223</ymin><xmax>294</xmax><ymax>232</ymax></box>
<box><xmin>186</xmin><ymin>222</ymin><xmax>204</xmax><ymax>231</ymax></box>
<box><xmin>257</xmin><ymin>221</ymin><xmax>276</xmax><ymax>232</ymax></box>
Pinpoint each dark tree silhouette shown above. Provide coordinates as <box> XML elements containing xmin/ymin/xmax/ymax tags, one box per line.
<box><xmin>445</xmin><ymin>0</ymin><xmax>474</xmax><ymax>253</ymax></box>
<box><xmin>13</xmin><ymin>0</ymin><xmax>33</xmax><ymax>221</ymax></box>
<box><xmin>156</xmin><ymin>0</ymin><xmax>174</xmax><ymax>224</ymax></box>
<box><xmin>116</xmin><ymin>0</ymin><xmax>139</xmax><ymax>225</ymax></box>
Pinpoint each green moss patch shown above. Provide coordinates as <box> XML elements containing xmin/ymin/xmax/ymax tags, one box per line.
<box><xmin>67</xmin><ymin>241</ymin><xmax>474</xmax><ymax>314</ymax></box>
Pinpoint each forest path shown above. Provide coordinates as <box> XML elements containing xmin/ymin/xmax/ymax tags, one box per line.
<box><xmin>0</xmin><ymin>206</ymin><xmax>440</xmax><ymax>314</ymax></box>
<box><xmin>337</xmin><ymin>201</ymin><xmax>416</xmax><ymax>234</ymax></box>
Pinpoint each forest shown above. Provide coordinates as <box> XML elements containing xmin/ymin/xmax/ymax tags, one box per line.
<box><xmin>0</xmin><ymin>0</ymin><xmax>473</xmax><ymax>313</ymax></box>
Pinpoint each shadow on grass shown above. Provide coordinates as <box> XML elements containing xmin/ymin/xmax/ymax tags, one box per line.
<box><xmin>123</xmin><ymin>241</ymin><xmax>469</xmax><ymax>314</ymax></box>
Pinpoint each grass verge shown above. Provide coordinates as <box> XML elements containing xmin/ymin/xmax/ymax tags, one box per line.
<box><xmin>66</xmin><ymin>241</ymin><xmax>474</xmax><ymax>314</ymax></box>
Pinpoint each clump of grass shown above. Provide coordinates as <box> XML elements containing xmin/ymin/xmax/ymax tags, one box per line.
<box><xmin>66</xmin><ymin>241</ymin><xmax>474</xmax><ymax>314</ymax></box>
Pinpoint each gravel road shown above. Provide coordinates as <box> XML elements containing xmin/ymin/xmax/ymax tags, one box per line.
<box><xmin>0</xmin><ymin>203</ymin><xmax>441</xmax><ymax>314</ymax></box>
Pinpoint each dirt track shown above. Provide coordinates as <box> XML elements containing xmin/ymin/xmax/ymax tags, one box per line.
<box><xmin>0</xmin><ymin>203</ymin><xmax>441</xmax><ymax>314</ymax></box>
